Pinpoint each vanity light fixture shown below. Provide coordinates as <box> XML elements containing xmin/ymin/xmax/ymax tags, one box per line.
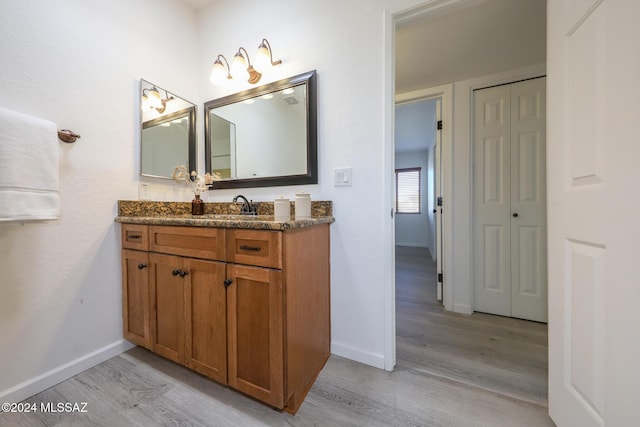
<box><xmin>210</xmin><ymin>38</ymin><xmax>282</xmax><ymax>86</ymax></box>
<box><xmin>142</xmin><ymin>85</ymin><xmax>174</xmax><ymax>114</ymax></box>
<box><xmin>232</xmin><ymin>47</ymin><xmax>262</xmax><ymax>84</ymax></box>
<box><xmin>210</xmin><ymin>54</ymin><xmax>232</xmax><ymax>85</ymax></box>
<box><xmin>255</xmin><ymin>38</ymin><xmax>282</xmax><ymax>71</ymax></box>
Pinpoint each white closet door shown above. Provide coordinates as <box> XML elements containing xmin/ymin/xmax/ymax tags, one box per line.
<box><xmin>473</xmin><ymin>84</ymin><xmax>512</xmax><ymax>317</ymax></box>
<box><xmin>473</xmin><ymin>78</ymin><xmax>546</xmax><ymax>322</ymax></box>
<box><xmin>510</xmin><ymin>78</ymin><xmax>547</xmax><ymax>322</ymax></box>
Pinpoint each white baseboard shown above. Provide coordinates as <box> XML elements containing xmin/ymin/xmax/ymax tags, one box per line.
<box><xmin>0</xmin><ymin>339</ymin><xmax>135</xmax><ymax>404</ymax></box>
<box><xmin>395</xmin><ymin>242</ymin><xmax>429</xmax><ymax>248</ymax></box>
<box><xmin>331</xmin><ymin>342</ymin><xmax>385</xmax><ymax>369</ymax></box>
<box><xmin>453</xmin><ymin>303</ymin><xmax>473</xmax><ymax>315</ymax></box>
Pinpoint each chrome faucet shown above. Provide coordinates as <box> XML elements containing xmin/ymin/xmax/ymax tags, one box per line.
<box><xmin>232</xmin><ymin>194</ymin><xmax>256</xmax><ymax>215</ymax></box>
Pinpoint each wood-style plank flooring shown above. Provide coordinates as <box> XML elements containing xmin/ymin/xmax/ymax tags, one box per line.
<box><xmin>1</xmin><ymin>246</ymin><xmax>554</xmax><ymax>426</ymax></box>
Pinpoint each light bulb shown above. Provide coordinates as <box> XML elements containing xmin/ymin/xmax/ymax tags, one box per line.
<box><xmin>210</xmin><ymin>60</ymin><xmax>227</xmax><ymax>85</ymax></box>
<box><xmin>231</xmin><ymin>51</ymin><xmax>248</xmax><ymax>79</ymax></box>
<box><xmin>147</xmin><ymin>87</ymin><xmax>162</xmax><ymax>109</ymax></box>
<box><xmin>254</xmin><ymin>43</ymin><xmax>270</xmax><ymax>72</ymax></box>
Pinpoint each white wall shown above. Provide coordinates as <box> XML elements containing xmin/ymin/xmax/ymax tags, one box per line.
<box><xmin>395</xmin><ymin>150</ymin><xmax>431</xmax><ymax>249</ymax></box>
<box><xmin>193</xmin><ymin>0</ymin><xmax>426</xmax><ymax>368</ymax></box>
<box><xmin>0</xmin><ymin>0</ymin><xmax>430</xmax><ymax>400</ymax></box>
<box><xmin>0</xmin><ymin>0</ymin><xmax>199</xmax><ymax>402</ymax></box>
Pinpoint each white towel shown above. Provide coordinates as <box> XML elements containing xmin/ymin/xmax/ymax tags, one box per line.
<box><xmin>0</xmin><ymin>107</ymin><xmax>60</xmax><ymax>221</ymax></box>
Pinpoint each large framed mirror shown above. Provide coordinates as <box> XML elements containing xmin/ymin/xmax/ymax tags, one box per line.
<box><xmin>140</xmin><ymin>79</ymin><xmax>196</xmax><ymax>179</ymax></box>
<box><xmin>204</xmin><ymin>70</ymin><xmax>317</xmax><ymax>189</ymax></box>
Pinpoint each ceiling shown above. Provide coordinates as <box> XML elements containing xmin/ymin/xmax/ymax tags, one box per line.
<box><xmin>395</xmin><ymin>99</ymin><xmax>438</xmax><ymax>154</ymax></box>
<box><xmin>179</xmin><ymin>0</ymin><xmax>216</xmax><ymax>10</ymax></box>
<box><xmin>395</xmin><ymin>0</ymin><xmax>546</xmax><ymax>94</ymax></box>
<box><xmin>395</xmin><ymin>0</ymin><xmax>546</xmax><ymax>154</ymax></box>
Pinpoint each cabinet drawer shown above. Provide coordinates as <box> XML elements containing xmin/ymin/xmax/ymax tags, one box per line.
<box><xmin>122</xmin><ymin>224</ymin><xmax>149</xmax><ymax>250</ymax></box>
<box><xmin>150</xmin><ymin>226</ymin><xmax>225</xmax><ymax>260</ymax></box>
<box><xmin>226</xmin><ymin>229</ymin><xmax>282</xmax><ymax>269</ymax></box>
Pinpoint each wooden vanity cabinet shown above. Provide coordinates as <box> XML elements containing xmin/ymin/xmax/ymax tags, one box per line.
<box><xmin>150</xmin><ymin>252</ymin><xmax>227</xmax><ymax>384</ymax></box>
<box><xmin>122</xmin><ymin>248</ymin><xmax>151</xmax><ymax>348</ymax></box>
<box><xmin>120</xmin><ymin>222</ymin><xmax>330</xmax><ymax>413</ymax></box>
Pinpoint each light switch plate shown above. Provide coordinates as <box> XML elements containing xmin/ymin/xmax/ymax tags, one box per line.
<box><xmin>333</xmin><ymin>167</ymin><xmax>352</xmax><ymax>186</ymax></box>
<box><xmin>139</xmin><ymin>183</ymin><xmax>151</xmax><ymax>200</ymax></box>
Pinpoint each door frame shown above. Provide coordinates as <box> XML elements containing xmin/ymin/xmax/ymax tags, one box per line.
<box><xmin>383</xmin><ymin>0</ymin><xmax>546</xmax><ymax>370</ymax></box>
<box><xmin>396</xmin><ymin>86</ymin><xmax>454</xmax><ymax>313</ymax></box>
<box><xmin>383</xmin><ymin>0</ymin><xmax>461</xmax><ymax>372</ymax></box>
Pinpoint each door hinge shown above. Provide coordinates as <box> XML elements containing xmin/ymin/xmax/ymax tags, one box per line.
<box><xmin>437</xmin><ymin>120</ymin><xmax>443</xmax><ymax>130</ymax></box>
<box><xmin>437</xmin><ymin>273</ymin><xmax>443</xmax><ymax>283</ymax></box>
<box><xmin>437</xmin><ymin>197</ymin><xmax>443</xmax><ymax>207</ymax></box>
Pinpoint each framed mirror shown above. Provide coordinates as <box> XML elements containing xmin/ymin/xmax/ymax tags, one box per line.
<box><xmin>204</xmin><ymin>70</ymin><xmax>317</xmax><ymax>189</ymax></box>
<box><xmin>140</xmin><ymin>79</ymin><xmax>196</xmax><ymax>179</ymax></box>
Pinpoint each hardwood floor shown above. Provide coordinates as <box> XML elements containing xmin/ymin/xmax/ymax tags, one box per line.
<box><xmin>395</xmin><ymin>246</ymin><xmax>550</xmax><ymax>407</ymax></box>
<box><xmin>1</xmin><ymin>246</ymin><xmax>554</xmax><ymax>426</ymax></box>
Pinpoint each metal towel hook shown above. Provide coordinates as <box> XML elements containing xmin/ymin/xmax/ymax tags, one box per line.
<box><xmin>57</xmin><ymin>129</ymin><xmax>80</xmax><ymax>143</ymax></box>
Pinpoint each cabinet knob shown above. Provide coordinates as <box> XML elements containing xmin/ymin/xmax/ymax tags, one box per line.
<box><xmin>172</xmin><ymin>269</ymin><xmax>181</xmax><ymax>276</ymax></box>
<box><xmin>224</xmin><ymin>279</ymin><xmax>233</xmax><ymax>288</ymax></box>
<box><xmin>137</xmin><ymin>263</ymin><xmax>147</xmax><ymax>270</ymax></box>
<box><xmin>513</xmin><ymin>213</ymin><xmax>519</xmax><ymax>218</ymax></box>
<box><xmin>179</xmin><ymin>270</ymin><xmax>189</xmax><ymax>277</ymax></box>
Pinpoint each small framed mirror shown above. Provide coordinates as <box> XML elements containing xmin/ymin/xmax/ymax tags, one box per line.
<box><xmin>140</xmin><ymin>79</ymin><xmax>196</xmax><ymax>179</ymax></box>
<box><xmin>204</xmin><ymin>70</ymin><xmax>317</xmax><ymax>189</ymax></box>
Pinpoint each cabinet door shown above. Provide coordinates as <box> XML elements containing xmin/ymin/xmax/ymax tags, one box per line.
<box><xmin>122</xmin><ymin>249</ymin><xmax>150</xmax><ymax>348</ymax></box>
<box><xmin>227</xmin><ymin>264</ymin><xmax>284</xmax><ymax>408</ymax></box>
<box><xmin>184</xmin><ymin>258</ymin><xmax>227</xmax><ymax>384</ymax></box>
<box><xmin>150</xmin><ymin>253</ymin><xmax>185</xmax><ymax>364</ymax></box>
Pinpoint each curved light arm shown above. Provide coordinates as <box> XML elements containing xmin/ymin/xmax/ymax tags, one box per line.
<box><xmin>257</xmin><ymin>38</ymin><xmax>282</xmax><ymax>66</ymax></box>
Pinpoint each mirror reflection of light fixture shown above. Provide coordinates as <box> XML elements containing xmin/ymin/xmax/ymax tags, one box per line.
<box><xmin>142</xmin><ymin>85</ymin><xmax>174</xmax><ymax>114</ymax></box>
<box><xmin>210</xmin><ymin>37</ymin><xmax>282</xmax><ymax>86</ymax></box>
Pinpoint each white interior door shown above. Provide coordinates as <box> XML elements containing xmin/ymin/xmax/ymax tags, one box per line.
<box><xmin>473</xmin><ymin>78</ymin><xmax>547</xmax><ymax>322</ymax></box>
<box><xmin>548</xmin><ymin>0</ymin><xmax>640</xmax><ymax>425</ymax></box>
<box><xmin>435</xmin><ymin>98</ymin><xmax>443</xmax><ymax>302</ymax></box>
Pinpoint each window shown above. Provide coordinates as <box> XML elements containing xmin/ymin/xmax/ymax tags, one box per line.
<box><xmin>395</xmin><ymin>167</ymin><xmax>421</xmax><ymax>214</ymax></box>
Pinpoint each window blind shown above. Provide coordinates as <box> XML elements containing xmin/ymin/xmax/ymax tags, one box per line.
<box><xmin>395</xmin><ymin>168</ymin><xmax>421</xmax><ymax>214</ymax></box>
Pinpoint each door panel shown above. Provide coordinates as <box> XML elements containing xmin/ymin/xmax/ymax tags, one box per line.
<box><xmin>150</xmin><ymin>253</ymin><xmax>184</xmax><ymax>363</ymax></box>
<box><xmin>226</xmin><ymin>264</ymin><xmax>284</xmax><ymax>408</ymax></box>
<box><xmin>510</xmin><ymin>78</ymin><xmax>547</xmax><ymax>322</ymax></box>
<box><xmin>122</xmin><ymin>249</ymin><xmax>150</xmax><ymax>348</ymax></box>
<box><xmin>548</xmin><ymin>0</ymin><xmax>640</xmax><ymax>425</ymax></box>
<box><xmin>473</xmin><ymin>85</ymin><xmax>511</xmax><ymax>316</ymax></box>
<box><xmin>184</xmin><ymin>259</ymin><xmax>227</xmax><ymax>384</ymax></box>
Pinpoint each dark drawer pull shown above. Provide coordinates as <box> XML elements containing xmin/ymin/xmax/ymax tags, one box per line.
<box><xmin>239</xmin><ymin>245</ymin><xmax>261</xmax><ymax>252</ymax></box>
<box><xmin>137</xmin><ymin>263</ymin><xmax>147</xmax><ymax>270</ymax></box>
<box><xmin>127</xmin><ymin>234</ymin><xmax>142</xmax><ymax>240</ymax></box>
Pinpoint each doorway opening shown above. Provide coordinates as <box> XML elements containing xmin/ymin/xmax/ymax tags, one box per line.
<box><xmin>389</xmin><ymin>0</ymin><xmax>548</xmax><ymax>410</ymax></box>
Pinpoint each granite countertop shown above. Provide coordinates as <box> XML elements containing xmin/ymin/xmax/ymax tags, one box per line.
<box><xmin>115</xmin><ymin>200</ymin><xmax>334</xmax><ymax>231</ymax></box>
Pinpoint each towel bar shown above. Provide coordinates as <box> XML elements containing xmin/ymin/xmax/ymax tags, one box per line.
<box><xmin>58</xmin><ymin>129</ymin><xmax>80</xmax><ymax>143</ymax></box>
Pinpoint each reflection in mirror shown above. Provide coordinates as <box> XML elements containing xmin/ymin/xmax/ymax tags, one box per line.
<box><xmin>204</xmin><ymin>70</ymin><xmax>317</xmax><ymax>189</ymax></box>
<box><xmin>140</xmin><ymin>79</ymin><xmax>196</xmax><ymax>179</ymax></box>
<box><xmin>210</xmin><ymin>115</ymin><xmax>235</xmax><ymax>179</ymax></box>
